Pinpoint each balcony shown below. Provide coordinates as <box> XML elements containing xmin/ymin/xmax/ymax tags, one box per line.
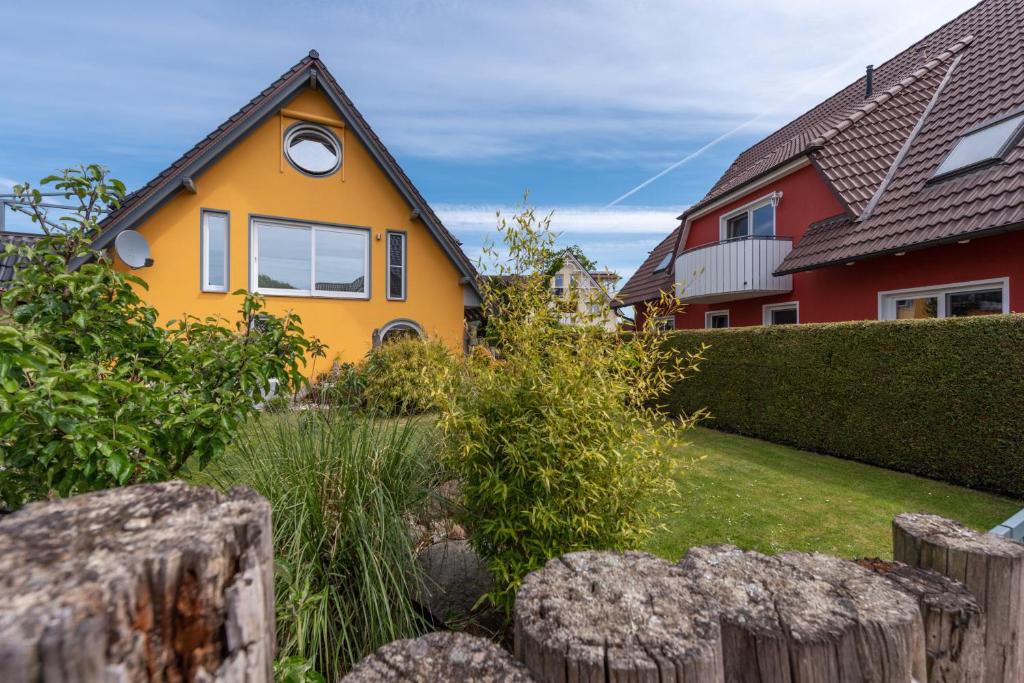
<box><xmin>675</xmin><ymin>235</ymin><xmax>793</xmax><ymax>304</ymax></box>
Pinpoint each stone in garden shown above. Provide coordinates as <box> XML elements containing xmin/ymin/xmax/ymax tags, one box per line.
<box><xmin>343</xmin><ymin>631</ymin><xmax>534</xmax><ymax>682</ymax></box>
<box><xmin>414</xmin><ymin>540</ymin><xmax>500</xmax><ymax>634</ymax></box>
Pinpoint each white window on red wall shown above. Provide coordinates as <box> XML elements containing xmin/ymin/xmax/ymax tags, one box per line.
<box><xmin>763</xmin><ymin>302</ymin><xmax>799</xmax><ymax>325</ymax></box>
<box><xmin>878</xmin><ymin>278</ymin><xmax>1008</xmax><ymax>320</ymax></box>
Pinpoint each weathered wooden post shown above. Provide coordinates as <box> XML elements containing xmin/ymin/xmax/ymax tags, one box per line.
<box><xmin>343</xmin><ymin>631</ymin><xmax>534</xmax><ymax>681</ymax></box>
<box><xmin>0</xmin><ymin>481</ymin><xmax>274</xmax><ymax>683</ymax></box>
<box><xmin>858</xmin><ymin>558</ymin><xmax>986</xmax><ymax>682</ymax></box>
<box><xmin>893</xmin><ymin>513</ymin><xmax>1024</xmax><ymax>682</ymax></box>
<box><xmin>515</xmin><ymin>551</ymin><xmax>724</xmax><ymax>682</ymax></box>
<box><xmin>680</xmin><ymin>546</ymin><xmax>927</xmax><ymax>682</ymax></box>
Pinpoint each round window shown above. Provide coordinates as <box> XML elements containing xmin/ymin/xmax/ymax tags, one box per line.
<box><xmin>284</xmin><ymin>123</ymin><xmax>341</xmax><ymax>177</ymax></box>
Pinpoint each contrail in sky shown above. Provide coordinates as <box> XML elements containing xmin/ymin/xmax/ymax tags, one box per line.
<box><xmin>604</xmin><ymin>26</ymin><xmax>914</xmax><ymax>209</ymax></box>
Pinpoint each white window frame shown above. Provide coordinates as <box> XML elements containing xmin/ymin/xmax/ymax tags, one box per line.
<box><xmin>705</xmin><ymin>310</ymin><xmax>730</xmax><ymax>329</ymax></box>
<box><xmin>201</xmin><ymin>209</ymin><xmax>230</xmax><ymax>293</ymax></box>
<box><xmin>250</xmin><ymin>216</ymin><xmax>370</xmax><ymax>299</ymax></box>
<box><xmin>877</xmin><ymin>277</ymin><xmax>1009</xmax><ymax>320</ymax></box>
<box><xmin>386</xmin><ymin>230</ymin><xmax>407</xmax><ymax>301</ymax></box>
<box><xmin>654</xmin><ymin>315</ymin><xmax>676</xmax><ymax>332</ymax></box>
<box><xmin>719</xmin><ymin>191</ymin><xmax>781</xmax><ymax>241</ymax></box>
<box><xmin>763</xmin><ymin>301</ymin><xmax>799</xmax><ymax>325</ymax></box>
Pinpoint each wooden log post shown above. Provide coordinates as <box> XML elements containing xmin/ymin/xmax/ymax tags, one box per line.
<box><xmin>857</xmin><ymin>558</ymin><xmax>986</xmax><ymax>682</ymax></box>
<box><xmin>344</xmin><ymin>631</ymin><xmax>535</xmax><ymax>682</ymax></box>
<box><xmin>893</xmin><ymin>512</ymin><xmax>1024</xmax><ymax>682</ymax></box>
<box><xmin>680</xmin><ymin>546</ymin><xmax>927</xmax><ymax>682</ymax></box>
<box><xmin>515</xmin><ymin>551</ymin><xmax>725</xmax><ymax>682</ymax></box>
<box><xmin>0</xmin><ymin>481</ymin><xmax>274</xmax><ymax>683</ymax></box>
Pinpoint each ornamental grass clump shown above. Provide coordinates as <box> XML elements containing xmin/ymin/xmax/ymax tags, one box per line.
<box><xmin>435</xmin><ymin>201</ymin><xmax>707</xmax><ymax>618</ymax></box>
<box><xmin>198</xmin><ymin>410</ymin><xmax>440</xmax><ymax>680</ymax></box>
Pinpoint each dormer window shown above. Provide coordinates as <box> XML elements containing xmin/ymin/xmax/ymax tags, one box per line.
<box><xmin>720</xmin><ymin>193</ymin><xmax>778</xmax><ymax>241</ymax></box>
<box><xmin>933</xmin><ymin>110</ymin><xmax>1024</xmax><ymax>179</ymax></box>
<box><xmin>652</xmin><ymin>252</ymin><xmax>673</xmax><ymax>273</ymax></box>
<box><xmin>284</xmin><ymin>123</ymin><xmax>341</xmax><ymax>177</ymax></box>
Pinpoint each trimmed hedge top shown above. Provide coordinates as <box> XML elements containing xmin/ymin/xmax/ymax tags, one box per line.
<box><xmin>662</xmin><ymin>314</ymin><xmax>1024</xmax><ymax>498</ymax></box>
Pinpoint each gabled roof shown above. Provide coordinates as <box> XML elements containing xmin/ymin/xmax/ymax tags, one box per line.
<box><xmin>613</xmin><ymin>228</ymin><xmax>678</xmax><ymax>308</ymax></box>
<box><xmin>558</xmin><ymin>249</ymin><xmax>617</xmax><ymax>302</ymax></box>
<box><xmin>618</xmin><ymin>0</ymin><xmax>1024</xmax><ymax>300</ymax></box>
<box><xmin>94</xmin><ymin>50</ymin><xmax>479</xmax><ymax>293</ymax></box>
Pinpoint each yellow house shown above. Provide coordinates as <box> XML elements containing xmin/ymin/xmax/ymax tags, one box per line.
<box><xmin>93</xmin><ymin>50</ymin><xmax>480</xmax><ymax>370</ymax></box>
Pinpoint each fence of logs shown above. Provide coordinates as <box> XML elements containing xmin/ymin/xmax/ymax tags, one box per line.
<box><xmin>0</xmin><ymin>482</ymin><xmax>1021</xmax><ymax>682</ymax></box>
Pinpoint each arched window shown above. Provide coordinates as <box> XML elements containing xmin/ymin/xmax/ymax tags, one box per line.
<box><xmin>375</xmin><ymin>319</ymin><xmax>424</xmax><ymax>346</ymax></box>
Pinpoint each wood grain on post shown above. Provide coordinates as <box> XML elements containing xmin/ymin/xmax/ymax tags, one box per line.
<box><xmin>0</xmin><ymin>481</ymin><xmax>274</xmax><ymax>683</ymax></box>
<box><xmin>515</xmin><ymin>551</ymin><xmax>724</xmax><ymax>683</ymax></box>
<box><xmin>344</xmin><ymin>631</ymin><xmax>535</xmax><ymax>682</ymax></box>
<box><xmin>679</xmin><ymin>546</ymin><xmax>927</xmax><ymax>682</ymax></box>
<box><xmin>857</xmin><ymin>558</ymin><xmax>985</xmax><ymax>682</ymax></box>
<box><xmin>893</xmin><ymin>513</ymin><xmax>1024</xmax><ymax>682</ymax></box>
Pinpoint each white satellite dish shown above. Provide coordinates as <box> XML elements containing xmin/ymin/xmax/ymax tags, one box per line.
<box><xmin>114</xmin><ymin>230</ymin><xmax>153</xmax><ymax>269</ymax></box>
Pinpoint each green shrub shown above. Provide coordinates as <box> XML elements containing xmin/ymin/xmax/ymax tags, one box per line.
<box><xmin>661</xmin><ymin>316</ymin><xmax>1024</xmax><ymax>497</ymax></box>
<box><xmin>308</xmin><ymin>361</ymin><xmax>365</xmax><ymax>408</ymax></box>
<box><xmin>0</xmin><ymin>167</ymin><xmax>320</xmax><ymax>509</ymax></box>
<box><xmin>197</xmin><ymin>410</ymin><xmax>439</xmax><ymax>679</ymax></box>
<box><xmin>362</xmin><ymin>336</ymin><xmax>455</xmax><ymax>415</ymax></box>
<box><xmin>436</xmin><ymin>202</ymin><xmax>705</xmax><ymax>619</ymax></box>
<box><xmin>262</xmin><ymin>395</ymin><xmax>292</xmax><ymax>414</ymax></box>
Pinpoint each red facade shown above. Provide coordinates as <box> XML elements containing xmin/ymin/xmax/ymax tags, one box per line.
<box><xmin>634</xmin><ymin>164</ymin><xmax>1023</xmax><ymax>330</ymax></box>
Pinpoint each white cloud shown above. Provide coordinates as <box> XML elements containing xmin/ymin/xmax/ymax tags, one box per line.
<box><xmin>436</xmin><ymin>204</ymin><xmax>683</xmax><ymax>235</ymax></box>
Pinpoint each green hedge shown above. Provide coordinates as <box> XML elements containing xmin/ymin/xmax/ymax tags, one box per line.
<box><xmin>662</xmin><ymin>315</ymin><xmax>1024</xmax><ymax>497</ymax></box>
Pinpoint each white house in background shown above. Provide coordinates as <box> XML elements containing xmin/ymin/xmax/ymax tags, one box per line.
<box><xmin>549</xmin><ymin>250</ymin><xmax>621</xmax><ymax>330</ymax></box>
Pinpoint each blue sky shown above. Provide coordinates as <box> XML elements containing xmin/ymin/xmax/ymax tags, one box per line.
<box><xmin>0</xmin><ymin>0</ymin><xmax>976</xmax><ymax>280</ymax></box>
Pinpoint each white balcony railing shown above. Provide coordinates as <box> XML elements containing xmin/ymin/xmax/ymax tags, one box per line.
<box><xmin>675</xmin><ymin>235</ymin><xmax>793</xmax><ymax>304</ymax></box>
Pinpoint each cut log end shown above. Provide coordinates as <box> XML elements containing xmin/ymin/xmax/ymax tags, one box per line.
<box><xmin>343</xmin><ymin>631</ymin><xmax>534</xmax><ymax>682</ymax></box>
<box><xmin>893</xmin><ymin>512</ymin><xmax>1024</xmax><ymax>682</ymax></box>
<box><xmin>0</xmin><ymin>481</ymin><xmax>274</xmax><ymax>683</ymax></box>
<box><xmin>515</xmin><ymin>551</ymin><xmax>724</xmax><ymax>683</ymax></box>
<box><xmin>681</xmin><ymin>546</ymin><xmax>927</xmax><ymax>683</ymax></box>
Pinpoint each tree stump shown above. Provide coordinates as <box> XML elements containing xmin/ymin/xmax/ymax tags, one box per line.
<box><xmin>514</xmin><ymin>551</ymin><xmax>725</xmax><ymax>683</ymax></box>
<box><xmin>679</xmin><ymin>545</ymin><xmax>927</xmax><ymax>682</ymax></box>
<box><xmin>0</xmin><ymin>481</ymin><xmax>274</xmax><ymax>683</ymax></box>
<box><xmin>343</xmin><ymin>631</ymin><xmax>535</xmax><ymax>682</ymax></box>
<box><xmin>893</xmin><ymin>512</ymin><xmax>1024</xmax><ymax>682</ymax></box>
<box><xmin>857</xmin><ymin>558</ymin><xmax>985</xmax><ymax>682</ymax></box>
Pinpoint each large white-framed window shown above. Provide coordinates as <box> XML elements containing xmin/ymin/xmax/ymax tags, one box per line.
<box><xmin>878</xmin><ymin>278</ymin><xmax>1008</xmax><ymax>320</ymax></box>
<box><xmin>763</xmin><ymin>301</ymin><xmax>799</xmax><ymax>325</ymax></box>
<box><xmin>720</xmin><ymin>192</ymin><xmax>780</xmax><ymax>241</ymax></box>
<box><xmin>386</xmin><ymin>230</ymin><xmax>407</xmax><ymax>301</ymax></box>
<box><xmin>201</xmin><ymin>209</ymin><xmax>229</xmax><ymax>293</ymax></box>
<box><xmin>250</xmin><ymin>217</ymin><xmax>370</xmax><ymax>299</ymax></box>
<box><xmin>705</xmin><ymin>310</ymin><xmax>730</xmax><ymax>328</ymax></box>
<box><xmin>653</xmin><ymin>316</ymin><xmax>676</xmax><ymax>332</ymax></box>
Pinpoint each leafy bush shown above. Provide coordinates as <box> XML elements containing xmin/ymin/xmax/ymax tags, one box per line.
<box><xmin>362</xmin><ymin>336</ymin><xmax>456</xmax><ymax>415</ymax></box>
<box><xmin>197</xmin><ymin>410</ymin><xmax>439</xmax><ymax>679</ymax></box>
<box><xmin>0</xmin><ymin>166</ymin><xmax>321</xmax><ymax>508</ymax></box>
<box><xmin>262</xmin><ymin>395</ymin><xmax>292</xmax><ymax>414</ymax></box>
<box><xmin>660</xmin><ymin>316</ymin><xmax>1024</xmax><ymax>497</ymax></box>
<box><xmin>435</xmin><ymin>202</ymin><xmax>705</xmax><ymax>618</ymax></box>
<box><xmin>308</xmin><ymin>360</ymin><xmax>365</xmax><ymax>408</ymax></box>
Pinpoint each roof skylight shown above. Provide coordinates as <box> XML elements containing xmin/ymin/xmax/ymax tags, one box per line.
<box><xmin>934</xmin><ymin>111</ymin><xmax>1024</xmax><ymax>178</ymax></box>
<box><xmin>652</xmin><ymin>252</ymin><xmax>673</xmax><ymax>273</ymax></box>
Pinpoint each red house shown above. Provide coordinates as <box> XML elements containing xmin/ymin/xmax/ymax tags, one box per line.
<box><xmin>616</xmin><ymin>0</ymin><xmax>1024</xmax><ymax>330</ymax></box>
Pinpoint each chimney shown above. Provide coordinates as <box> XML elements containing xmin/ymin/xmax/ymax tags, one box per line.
<box><xmin>865</xmin><ymin>64</ymin><xmax>874</xmax><ymax>98</ymax></box>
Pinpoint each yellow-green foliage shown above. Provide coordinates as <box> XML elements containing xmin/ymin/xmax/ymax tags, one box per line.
<box><xmin>435</xmin><ymin>201</ymin><xmax>706</xmax><ymax>618</ymax></box>
<box><xmin>661</xmin><ymin>316</ymin><xmax>1024</xmax><ymax>497</ymax></box>
<box><xmin>362</xmin><ymin>336</ymin><xmax>456</xmax><ymax>415</ymax></box>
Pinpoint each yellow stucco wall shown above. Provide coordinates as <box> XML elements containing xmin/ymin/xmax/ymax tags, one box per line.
<box><xmin>116</xmin><ymin>89</ymin><xmax>466</xmax><ymax>373</ymax></box>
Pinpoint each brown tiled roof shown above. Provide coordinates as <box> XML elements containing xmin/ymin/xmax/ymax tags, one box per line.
<box><xmin>778</xmin><ymin>0</ymin><xmax>1024</xmax><ymax>273</ymax></box>
<box><xmin>623</xmin><ymin>0</ymin><xmax>1024</xmax><ymax>302</ymax></box>
<box><xmin>97</xmin><ymin>50</ymin><xmax>478</xmax><ymax>290</ymax></box>
<box><xmin>0</xmin><ymin>232</ymin><xmax>42</xmax><ymax>287</ymax></box>
<box><xmin>613</xmin><ymin>228</ymin><xmax>678</xmax><ymax>307</ymax></box>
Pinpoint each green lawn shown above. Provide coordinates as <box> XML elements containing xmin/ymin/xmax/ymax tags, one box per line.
<box><xmin>644</xmin><ymin>427</ymin><xmax>1022</xmax><ymax>561</ymax></box>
